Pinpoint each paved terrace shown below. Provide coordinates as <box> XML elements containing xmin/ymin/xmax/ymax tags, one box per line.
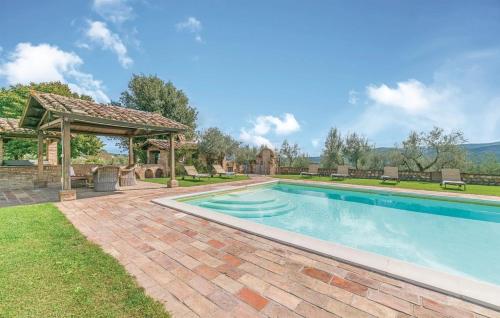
<box><xmin>53</xmin><ymin>177</ymin><xmax>499</xmax><ymax>318</ymax></box>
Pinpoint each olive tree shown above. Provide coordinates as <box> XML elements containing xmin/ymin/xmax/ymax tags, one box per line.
<box><xmin>343</xmin><ymin>132</ymin><xmax>371</xmax><ymax>169</ymax></box>
<box><xmin>197</xmin><ymin>127</ymin><xmax>240</xmax><ymax>166</ymax></box>
<box><xmin>399</xmin><ymin>127</ymin><xmax>466</xmax><ymax>172</ymax></box>
<box><xmin>320</xmin><ymin>127</ymin><xmax>344</xmax><ymax>168</ymax></box>
<box><xmin>279</xmin><ymin>139</ymin><xmax>300</xmax><ymax>166</ymax></box>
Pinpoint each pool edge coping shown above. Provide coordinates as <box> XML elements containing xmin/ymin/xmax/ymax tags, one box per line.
<box><xmin>152</xmin><ymin>180</ymin><xmax>500</xmax><ymax>311</ymax></box>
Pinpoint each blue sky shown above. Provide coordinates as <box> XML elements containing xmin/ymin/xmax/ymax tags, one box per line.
<box><xmin>1</xmin><ymin>0</ymin><xmax>500</xmax><ymax>155</ymax></box>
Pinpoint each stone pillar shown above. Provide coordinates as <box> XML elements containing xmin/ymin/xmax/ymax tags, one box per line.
<box><xmin>59</xmin><ymin>117</ymin><xmax>75</xmax><ymax>201</ymax></box>
<box><xmin>128</xmin><ymin>137</ymin><xmax>134</xmax><ymax>166</ymax></box>
<box><xmin>167</xmin><ymin>133</ymin><xmax>178</xmax><ymax>188</ymax></box>
<box><xmin>0</xmin><ymin>138</ymin><xmax>3</xmax><ymax>165</ymax></box>
<box><xmin>146</xmin><ymin>150</ymin><xmax>151</xmax><ymax>164</ymax></box>
<box><xmin>46</xmin><ymin>140</ymin><xmax>58</xmax><ymax>165</ymax></box>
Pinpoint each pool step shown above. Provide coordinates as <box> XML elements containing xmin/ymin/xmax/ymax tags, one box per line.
<box><xmin>200</xmin><ymin>197</ymin><xmax>295</xmax><ymax>218</ymax></box>
<box><xmin>200</xmin><ymin>200</ymin><xmax>288</xmax><ymax>211</ymax></box>
<box><xmin>211</xmin><ymin>204</ymin><xmax>295</xmax><ymax>218</ymax></box>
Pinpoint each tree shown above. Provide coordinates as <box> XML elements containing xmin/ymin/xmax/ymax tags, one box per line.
<box><xmin>320</xmin><ymin>127</ymin><xmax>344</xmax><ymax>168</ymax></box>
<box><xmin>235</xmin><ymin>145</ymin><xmax>258</xmax><ymax>165</ymax></box>
<box><xmin>279</xmin><ymin>140</ymin><xmax>300</xmax><ymax>166</ymax></box>
<box><xmin>0</xmin><ymin>82</ymin><xmax>101</xmax><ymax>160</ymax></box>
<box><xmin>0</xmin><ymin>82</ymin><xmax>92</xmax><ymax>119</ymax></box>
<box><xmin>343</xmin><ymin>132</ymin><xmax>370</xmax><ymax>169</ymax></box>
<box><xmin>399</xmin><ymin>127</ymin><xmax>466</xmax><ymax>172</ymax></box>
<box><xmin>120</xmin><ymin>74</ymin><xmax>198</xmax><ymax>136</ymax></box>
<box><xmin>293</xmin><ymin>154</ymin><xmax>311</xmax><ymax>168</ymax></box>
<box><xmin>197</xmin><ymin>127</ymin><xmax>240</xmax><ymax>166</ymax></box>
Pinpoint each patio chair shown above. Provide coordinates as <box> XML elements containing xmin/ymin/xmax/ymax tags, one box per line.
<box><xmin>119</xmin><ymin>164</ymin><xmax>137</xmax><ymax>187</ymax></box>
<box><xmin>300</xmin><ymin>164</ymin><xmax>319</xmax><ymax>177</ymax></box>
<box><xmin>212</xmin><ymin>164</ymin><xmax>235</xmax><ymax>177</ymax></box>
<box><xmin>331</xmin><ymin>165</ymin><xmax>350</xmax><ymax>180</ymax></box>
<box><xmin>93</xmin><ymin>166</ymin><xmax>120</xmax><ymax>192</ymax></box>
<box><xmin>440</xmin><ymin>168</ymin><xmax>466</xmax><ymax>190</ymax></box>
<box><xmin>70</xmin><ymin>166</ymin><xmax>89</xmax><ymax>188</ymax></box>
<box><xmin>381</xmin><ymin>166</ymin><xmax>400</xmax><ymax>183</ymax></box>
<box><xmin>183</xmin><ymin>165</ymin><xmax>210</xmax><ymax>179</ymax></box>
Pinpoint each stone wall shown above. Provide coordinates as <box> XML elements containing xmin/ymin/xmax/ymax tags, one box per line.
<box><xmin>0</xmin><ymin>165</ymin><xmax>61</xmax><ymax>190</ymax></box>
<box><xmin>277</xmin><ymin>166</ymin><xmax>500</xmax><ymax>186</ymax></box>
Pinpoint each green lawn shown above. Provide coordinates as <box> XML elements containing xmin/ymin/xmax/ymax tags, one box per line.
<box><xmin>0</xmin><ymin>204</ymin><xmax>169</xmax><ymax>318</ymax></box>
<box><xmin>274</xmin><ymin>174</ymin><xmax>500</xmax><ymax>197</ymax></box>
<box><xmin>144</xmin><ymin>175</ymin><xmax>250</xmax><ymax>187</ymax></box>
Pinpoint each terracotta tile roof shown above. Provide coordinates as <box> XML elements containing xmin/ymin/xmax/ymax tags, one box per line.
<box><xmin>143</xmin><ymin>137</ymin><xmax>197</xmax><ymax>150</ymax></box>
<box><xmin>31</xmin><ymin>92</ymin><xmax>189</xmax><ymax>131</ymax></box>
<box><xmin>0</xmin><ymin>118</ymin><xmax>32</xmax><ymax>134</ymax></box>
<box><xmin>0</xmin><ymin>117</ymin><xmax>58</xmax><ymax>138</ymax></box>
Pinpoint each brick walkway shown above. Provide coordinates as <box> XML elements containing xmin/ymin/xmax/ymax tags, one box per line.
<box><xmin>57</xmin><ymin>177</ymin><xmax>500</xmax><ymax>318</ymax></box>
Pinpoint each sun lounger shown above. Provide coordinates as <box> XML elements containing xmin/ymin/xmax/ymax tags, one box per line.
<box><xmin>212</xmin><ymin>164</ymin><xmax>235</xmax><ymax>177</ymax></box>
<box><xmin>331</xmin><ymin>165</ymin><xmax>349</xmax><ymax>179</ymax></box>
<box><xmin>300</xmin><ymin>164</ymin><xmax>319</xmax><ymax>177</ymax></box>
<box><xmin>184</xmin><ymin>165</ymin><xmax>210</xmax><ymax>179</ymax></box>
<box><xmin>381</xmin><ymin>166</ymin><xmax>399</xmax><ymax>183</ymax></box>
<box><xmin>440</xmin><ymin>168</ymin><xmax>466</xmax><ymax>190</ymax></box>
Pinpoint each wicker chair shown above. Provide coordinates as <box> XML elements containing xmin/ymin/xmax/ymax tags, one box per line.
<box><xmin>93</xmin><ymin>166</ymin><xmax>120</xmax><ymax>192</ymax></box>
<box><xmin>120</xmin><ymin>164</ymin><xmax>137</xmax><ymax>187</ymax></box>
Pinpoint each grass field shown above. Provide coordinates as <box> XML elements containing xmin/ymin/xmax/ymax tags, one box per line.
<box><xmin>144</xmin><ymin>175</ymin><xmax>249</xmax><ymax>187</ymax></box>
<box><xmin>0</xmin><ymin>203</ymin><xmax>169</xmax><ymax>318</ymax></box>
<box><xmin>274</xmin><ymin>174</ymin><xmax>500</xmax><ymax>197</ymax></box>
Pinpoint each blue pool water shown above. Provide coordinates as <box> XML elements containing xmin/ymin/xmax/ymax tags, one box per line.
<box><xmin>186</xmin><ymin>182</ymin><xmax>500</xmax><ymax>285</ymax></box>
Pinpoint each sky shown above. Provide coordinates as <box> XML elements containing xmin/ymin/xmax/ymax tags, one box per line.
<box><xmin>1</xmin><ymin>0</ymin><xmax>500</xmax><ymax>155</ymax></box>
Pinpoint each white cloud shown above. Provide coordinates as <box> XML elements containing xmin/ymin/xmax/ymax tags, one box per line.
<box><xmin>253</xmin><ymin>113</ymin><xmax>300</xmax><ymax>135</ymax></box>
<box><xmin>348</xmin><ymin>50</ymin><xmax>500</xmax><ymax>144</ymax></box>
<box><xmin>239</xmin><ymin>113</ymin><xmax>300</xmax><ymax>147</ymax></box>
<box><xmin>176</xmin><ymin>17</ymin><xmax>204</xmax><ymax>43</ymax></box>
<box><xmin>239</xmin><ymin>129</ymin><xmax>273</xmax><ymax>148</ymax></box>
<box><xmin>366</xmin><ymin>79</ymin><xmax>449</xmax><ymax>114</ymax></box>
<box><xmin>348</xmin><ymin>90</ymin><xmax>359</xmax><ymax>105</ymax></box>
<box><xmin>176</xmin><ymin>17</ymin><xmax>202</xmax><ymax>32</ymax></box>
<box><xmin>93</xmin><ymin>0</ymin><xmax>133</xmax><ymax>24</ymax></box>
<box><xmin>0</xmin><ymin>43</ymin><xmax>110</xmax><ymax>103</ymax></box>
<box><xmin>311</xmin><ymin>138</ymin><xmax>320</xmax><ymax>147</ymax></box>
<box><xmin>85</xmin><ymin>20</ymin><xmax>132</xmax><ymax>68</ymax></box>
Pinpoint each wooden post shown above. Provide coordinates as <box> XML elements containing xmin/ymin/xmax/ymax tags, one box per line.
<box><xmin>59</xmin><ymin>116</ymin><xmax>75</xmax><ymax>201</ymax></box>
<box><xmin>167</xmin><ymin>133</ymin><xmax>178</xmax><ymax>188</ymax></box>
<box><xmin>128</xmin><ymin>137</ymin><xmax>134</xmax><ymax>166</ymax></box>
<box><xmin>37</xmin><ymin>132</ymin><xmax>44</xmax><ymax>182</ymax></box>
<box><xmin>0</xmin><ymin>138</ymin><xmax>3</xmax><ymax>165</ymax></box>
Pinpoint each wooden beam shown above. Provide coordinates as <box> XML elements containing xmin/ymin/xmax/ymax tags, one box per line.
<box><xmin>0</xmin><ymin>138</ymin><xmax>3</xmax><ymax>165</ymax></box>
<box><xmin>167</xmin><ymin>133</ymin><xmax>178</xmax><ymax>188</ymax></box>
<box><xmin>37</xmin><ymin>132</ymin><xmax>44</xmax><ymax>178</ymax></box>
<box><xmin>39</xmin><ymin>117</ymin><xmax>62</xmax><ymax>130</ymax></box>
<box><xmin>37</xmin><ymin>110</ymin><xmax>49</xmax><ymax>129</ymax></box>
<box><xmin>61</xmin><ymin>116</ymin><xmax>71</xmax><ymax>190</ymax></box>
<box><xmin>128</xmin><ymin>137</ymin><xmax>134</xmax><ymax>165</ymax></box>
<box><xmin>50</xmin><ymin>111</ymin><xmax>185</xmax><ymax>133</ymax></box>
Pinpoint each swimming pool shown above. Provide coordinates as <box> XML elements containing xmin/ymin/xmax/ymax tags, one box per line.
<box><xmin>154</xmin><ymin>181</ymin><xmax>500</xmax><ymax>308</ymax></box>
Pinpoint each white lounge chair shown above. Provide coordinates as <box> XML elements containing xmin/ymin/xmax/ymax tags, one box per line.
<box><xmin>381</xmin><ymin>166</ymin><xmax>399</xmax><ymax>183</ymax></box>
<box><xmin>183</xmin><ymin>165</ymin><xmax>210</xmax><ymax>179</ymax></box>
<box><xmin>331</xmin><ymin>165</ymin><xmax>349</xmax><ymax>180</ymax></box>
<box><xmin>300</xmin><ymin>164</ymin><xmax>319</xmax><ymax>177</ymax></box>
<box><xmin>212</xmin><ymin>164</ymin><xmax>235</xmax><ymax>177</ymax></box>
<box><xmin>441</xmin><ymin>168</ymin><xmax>466</xmax><ymax>190</ymax></box>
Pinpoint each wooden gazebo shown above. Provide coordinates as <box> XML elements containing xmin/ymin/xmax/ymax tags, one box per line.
<box><xmin>19</xmin><ymin>92</ymin><xmax>188</xmax><ymax>200</ymax></box>
<box><xmin>0</xmin><ymin>117</ymin><xmax>60</xmax><ymax>168</ymax></box>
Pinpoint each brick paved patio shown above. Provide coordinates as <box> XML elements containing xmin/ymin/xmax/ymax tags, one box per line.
<box><xmin>56</xmin><ymin>177</ymin><xmax>500</xmax><ymax>318</ymax></box>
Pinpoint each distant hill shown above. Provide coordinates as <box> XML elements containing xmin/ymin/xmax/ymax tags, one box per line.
<box><xmin>307</xmin><ymin>141</ymin><xmax>500</xmax><ymax>163</ymax></box>
<box><xmin>462</xmin><ymin>141</ymin><xmax>500</xmax><ymax>159</ymax></box>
